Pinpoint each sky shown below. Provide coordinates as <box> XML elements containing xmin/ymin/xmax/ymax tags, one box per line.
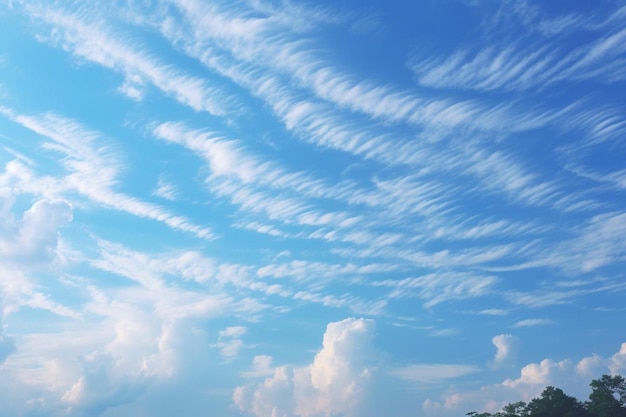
<box><xmin>0</xmin><ymin>0</ymin><xmax>625</xmax><ymax>416</ymax></box>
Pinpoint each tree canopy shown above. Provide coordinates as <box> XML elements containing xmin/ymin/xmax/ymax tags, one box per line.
<box><xmin>467</xmin><ymin>375</ymin><xmax>626</xmax><ymax>417</ymax></box>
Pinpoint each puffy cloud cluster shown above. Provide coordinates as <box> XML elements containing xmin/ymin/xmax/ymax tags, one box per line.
<box><xmin>0</xmin><ymin>232</ymin><xmax>227</xmax><ymax>417</ymax></box>
<box><xmin>233</xmin><ymin>318</ymin><xmax>376</xmax><ymax>417</ymax></box>
<box><xmin>0</xmin><ymin>196</ymin><xmax>72</xmax><ymax>265</ymax></box>
<box><xmin>61</xmin><ymin>352</ymin><xmax>150</xmax><ymax>416</ymax></box>
<box><xmin>504</xmin><ymin>343</ymin><xmax>626</xmax><ymax>392</ymax></box>
<box><xmin>0</xmin><ymin>196</ymin><xmax>74</xmax><ymax>367</ymax></box>
<box><xmin>2</xmin><ymin>309</ymin><xmax>218</xmax><ymax>416</ymax></box>
<box><xmin>425</xmin><ymin>342</ymin><xmax>626</xmax><ymax>416</ymax></box>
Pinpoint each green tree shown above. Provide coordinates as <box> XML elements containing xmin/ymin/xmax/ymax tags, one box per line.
<box><xmin>500</xmin><ymin>401</ymin><xmax>528</xmax><ymax>417</ymax></box>
<box><xmin>523</xmin><ymin>386</ymin><xmax>588</xmax><ymax>417</ymax></box>
<box><xmin>587</xmin><ymin>375</ymin><xmax>626</xmax><ymax>417</ymax></box>
<box><xmin>466</xmin><ymin>375</ymin><xmax>626</xmax><ymax>417</ymax></box>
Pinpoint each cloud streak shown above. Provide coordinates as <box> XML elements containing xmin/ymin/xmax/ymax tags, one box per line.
<box><xmin>23</xmin><ymin>3</ymin><xmax>231</xmax><ymax>116</ymax></box>
<box><xmin>1</xmin><ymin>109</ymin><xmax>213</xmax><ymax>238</ymax></box>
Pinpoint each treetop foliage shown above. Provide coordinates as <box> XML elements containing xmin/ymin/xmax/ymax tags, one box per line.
<box><xmin>467</xmin><ymin>374</ymin><xmax>626</xmax><ymax>417</ymax></box>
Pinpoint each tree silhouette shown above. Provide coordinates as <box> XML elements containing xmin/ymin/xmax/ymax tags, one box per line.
<box><xmin>466</xmin><ymin>375</ymin><xmax>626</xmax><ymax>417</ymax></box>
<box><xmin>587</xmin><ymin>375</ymin><xmax>626</xmax><ymax>417</ymax></box>
<box><xmin>524</xmin><ymin>386</ymin><xmax>588</xmax><ymax>417</ymax></box>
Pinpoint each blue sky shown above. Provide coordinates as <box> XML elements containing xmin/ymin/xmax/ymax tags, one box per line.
<box><xmin>0</xmin><ymin>0</ymin><xmax>625</xmax><ymax>416</ymax></box>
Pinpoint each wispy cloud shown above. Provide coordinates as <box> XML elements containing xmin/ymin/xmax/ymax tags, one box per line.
<box><xmin>411</xmin><ymin>6</ymin><xmax>626</xmax><ymax>91</ymax></box>
<box><xmin>390</xmin><ymin>363</ymin><xmax>480</xmax><ymax>384</ymax></box>
<box><xmin>152</xmin><ymin>176</ymin><xmax>178</xmax><ymax>201</ymax></box>
<box><xmin>477</xmin><ymin>308</ymin><xmax>510</xmax><ymax>316</ymax></box>
<box><xmin>372</xmin><ymin>272</ymin><xmax>497</xmax><ymax>308</ymax></box>
<box><xmin>2</xmin><ymin>1</ymin><xmax>625</xmax><ymax>415</ymax></box>
<box><xmin>23</xmin><ymin>3</ymin><xmax>232</xmax><ymax>116</ymax></box>
<box><xmin>512</xmin><ymin>318</ymin><xmax>555</xmax><ymax>328</ymax></box>
<box><xmin>214</xmin><ymin>326</ymin><xmax>248</xmax><ymax>360</ymax></box>
<box><xmin>1</xmin><ymin>108</ymin><xmax>213</xmax><ymax>238</ymax></box>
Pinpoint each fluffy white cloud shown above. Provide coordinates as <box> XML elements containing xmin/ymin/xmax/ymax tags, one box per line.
<box><xmin>610</xmin><ymin>343</ymin><xmax>626</xmax><ymax>374</ymax></box>
<box><xmin>424</xmin><ymin>342</ymin><xmax>626</xmax><ymax>417</ymax></box>
<box><xmin>61</xmin><ymin>352</ymin><xmax>150</xmax><ymax>416</ymax></box>
<box><xmin>215</xmin><ymin>326</ymin><xmax>248</xmax><ymax>359</ymax></box>
<box><xmin>0</xmin><ymin>234</ymin><xmax>234</xmax><ymax>417</ymax></box>
<box><xmin>234</xmin><ymin>366</ymin><xmax>297</xmax><ymax>417</ymax></box>
<box><xmin>233</xmin><ymin>317</ymin><xmax>376</xmax><ymax>417</ymax></box>
<box><xmin>4</xmin><ymin>303</ymin><xmax>221</xmax><ymax>416</ymax></box>
<box><xmin>490</xmin><ymin>334</ymin><xmax>520</xmax><ymax>369</ymax></box>
<box><xmin>240</xmin><ymin>355</ymin><xmax>276</xmax><ymax>379</ymax></box>
<box><xmin>0</xmin><ymin>197</ymin><xmax>72</xmax><ymax>265</ymax></box>
<box><xmin>0</xmin><ymin>195</ymin><xmax>79</xmax><ymax>321</ymax></box>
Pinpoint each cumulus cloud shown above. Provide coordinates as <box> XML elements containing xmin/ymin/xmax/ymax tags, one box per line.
<box><xmin>9</xmin><ymin>309</ymin><xmax>219</xmax><ymax>416</ymax></box>
<box><xmin>424</xmin><ymin>342</ymin><xmax>626</xmax><ymax>417</ymax></box>
<box><xmin>245</xmin><ymin>355</ymin><xmax>275</xmax><ymax>377</ymax></box>
<box><xmin>61</xmin><ymin>352</ymin><xmax>150</xmax><ymax>416</ymax></box>
<box><xmin>0</xmin><ymin>198</ymin><xmax>72</xmax><ymax>265</ymax></box>
<box><xmin>234</xmin><ymin>366</ymin><xmax>297</xmax><ymax>417</ymax></box>
<box><xmin>214</xmin><ymin>326</ymin><xmax>248</xmax><ymax>360</ymax></box>
<box><xmin>0</xmin><ymin>195</ymin><xmax>79</xmax><ymax>320</ymax></box>
<box><xmin>0</xmin><ymin>263</ymin><xmax>224</xmax><ymax>417</ymax></box>
<box><xmin>233</xmin><ymin>317</ymin><xmax>376</xmax><ymax>417</ymax></box>
<box><xmin>490</xmin><ymin>334</ymin><xmax>520</xmax><ymax>369</ymax></box>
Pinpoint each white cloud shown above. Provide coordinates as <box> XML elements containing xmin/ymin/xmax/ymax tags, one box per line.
<box><xmin>140</xmin><ymin>0</ymin><xmax>566</xmax><ymax>213</ymax></box>
<box><xmin>1</xmin><ymin>109</ymin><xmax>213</xmax><ymax>239</ymax></box>
<box><xmin>2</xmin><ymin>279</ymin><xmax>224</xmax><ymax>416</ymax></box>
<box><xmin>25</xmin><ymin>4</ymin><xmax>229</xmax><ymax>116</ymax></box>
<box><xmin>214</xmin><ymin>326</ymin><xmax>248</xmax><ymax>360</ymax></box>
<box><xmin>234</xmin><ymin>366</ymin><xmax>297</xmax><ymax>417</ymax></box>
<box><xmin>390</xmin><ymin>364</ymin><xmax>480</xmax><ymax>384</ymax></box>
<box><xmin>513</xmin><ymin>319</ymin><xmax>555</xmax><ymax>328</ymax></box>
<box><xmin>152</xmin><ymin>176</ymin><xmax>178</xmax><ymax>201</ymax></box>
<box><xmin>424</xmin><ymin>342</ymin><xmax>626</xmax><ymax>417</ymax></box>
<box><xmin>0</xmin><ymin>195</ymin><xmax>80</xmax><ymax>321</ymax></box>
<box><xmin>234</xmin><ymin>317</ymin><xmax>376</xmax><ymax>417</ymax></box>
<box><xmin>490</xmin><ymin>334</ymin><xmax>520</xmax><ymax>369</ymax></box>
<box><xmin>478</xmin><ymin>309</ymin><xmax>510</xmax><ymax>316</ymax></box>
<box><xmin>567</xmin><ymin>212</ymin><xmax>626</xmax><ymax>272</ymax></box>
<box><xmin>0</xmin><ymin>2</ymin><xmax>623</xmax><ymax>417</ymax></box>
<box><xmin>371</xmin><ymin>271</ymin><xmax>498</xmax><ymax>308</ymax></box>
<box><xmin>88</xmin><ymin>239</ymin><xmax>386</xmax><ymax>319</ymax></box>
<box><xmin>151</xmin><ymin>121</ymin><xmax>372</xmax><ymax>234</ymax></box>
<box><xmin>501</xmin><ymin>212</ymin><xmax>626</xmax><ymax>277</ymax></box>
<box><xmin>219</xmin><ymin>326</ymin><xmax>247</xmax><ymax>338</ymax></box>
<box><xmin>0</xmin><ymin>198</ymin><xmax>72</xmax><ymax>265</ymax></box>
<box><xmin>91</xmin><ymin>244</ymin><xmax>233</xmax><ymax>322</ymax></box>
<box><xmin>241</xmin><ymin>355</ymin><xmax>275</xmax><ymax>378</ymax></box>
<box><xmin>609</xmin><ymin>343</ymin><xmax>626</xmax><ymax>374</ymax></box>
<box><xmin>411</xmin><ymin>7</ymin><xmax>626</xmax><ymax>92</ymax></box>
<box><xmin>61</xmin><ymin>352</ymin><xmax>150</xmax><ymax>416</ymax></box>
